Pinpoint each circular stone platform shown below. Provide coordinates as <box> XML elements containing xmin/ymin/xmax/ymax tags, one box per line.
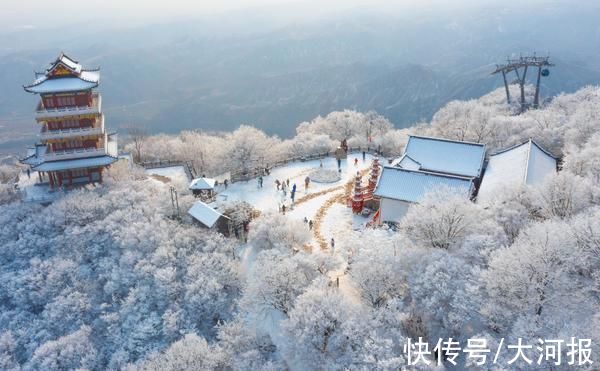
<box><xmin>308</xmin><ymin>168</ymin><xmax>342</xmax><ymax>183</ymax></box>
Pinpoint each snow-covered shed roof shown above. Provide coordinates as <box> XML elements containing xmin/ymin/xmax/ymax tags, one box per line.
<box><xmin>188</xmin><ymin>201</ymin><xmax>227</xmax><ymax>228</ymax></box>
<box><xmin>189</xmin><ymin>177</ymin><xmax>216</xmax><ymax>190</ymax></box>
<box><xmin>374</xmin><ymin>166</ymin><xmax>474</xmax><ymax>203</ymax></box>
<box><xmin>477</xmin><ymin>139</ymin><xmax>557</xmax><ymax>204</ymax></box>
<box><xmin>404</xmin><ymin>135</ymin><xmax>486</xmax><ymax>178</ymax></box>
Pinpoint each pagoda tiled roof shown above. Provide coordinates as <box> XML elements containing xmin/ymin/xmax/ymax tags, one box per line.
<box><xmin>374</xmin><ymin>166</ymin><xmax>474</xmax><ymax>203</ymax></box>
<box><xmin>23</xmin><ymin>52</ymin><xmax>100</xmax><ymax>94</ymax></box>
<box><xmin>32</xmin><ymin>155</ymin><xmax>118</xmax><ymax>172</ymax></box>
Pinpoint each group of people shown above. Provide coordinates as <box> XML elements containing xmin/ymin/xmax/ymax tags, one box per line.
<box><xmin>303</xmin><ymin>217</ymin><xmax>314</xmax><ymax>230</ymax></box>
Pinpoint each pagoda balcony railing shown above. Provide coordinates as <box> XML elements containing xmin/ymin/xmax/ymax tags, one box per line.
<box><xmin>35</xmin><ymin>93</ymin><xmax>101</xmax><ymax>120</ymax></box>
<box><xmin>43</xmin><ymin>146</ymin><xmax>109</xmax><ymax>162</ymax></box>
<box><xmin>40</xmin><ymin>116</ymin><xmax>105</xmax><ymax>140</ymax></box>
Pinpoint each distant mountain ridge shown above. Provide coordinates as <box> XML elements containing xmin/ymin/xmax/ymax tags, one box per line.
<box><xmin>1</xmin><ymin>2</ymin><xmax>600</xmax><ymax>155</ymax></box>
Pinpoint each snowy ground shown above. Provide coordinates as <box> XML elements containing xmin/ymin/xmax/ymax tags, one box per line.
<box><xmin>145</xmin><ymin>165</ymin><xmax>190</xmax><ymax>188</ymax></box>
<box><xmin>217</xmin><ymin>153</ymin><xmax>376</xmax><ymax>248</ymax></box>
<box><xmin>234</xmin><ymin>154</ymin><xmax>377</xmax><ymax>347</ymax></box>
<box><xmin>16</xmin><ymin>171</ymin><xmax>61</xmax><ymax>203</ymax></box>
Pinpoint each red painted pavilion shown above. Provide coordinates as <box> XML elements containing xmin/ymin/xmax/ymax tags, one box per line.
<box><xmin>21</xmin><ymin>53</ymin><xmax>117</xmax><ymax>188</ymax></box>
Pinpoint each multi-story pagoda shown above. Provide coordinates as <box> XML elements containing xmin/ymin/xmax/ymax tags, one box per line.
<box><xmin>21</xmin><ymin>53</ymin><xmax>117</xmax><ymax>188</ymax></box>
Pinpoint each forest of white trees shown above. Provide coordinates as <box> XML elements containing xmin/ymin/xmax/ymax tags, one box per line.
<box><xmin>0</xmin><ymin>85</ymin><xmax>598</xmax><ymax>369</ymax></box>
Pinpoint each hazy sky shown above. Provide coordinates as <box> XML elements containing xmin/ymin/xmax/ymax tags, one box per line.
<box><xmin>0</xmin><ymin>0</ymin><xmax>487</xmax><ymax>32</ymax></box>
<box><xmin>1</xmin><ymin>0</ymin><xmax>363</xmax><ymax>30</ymax></box>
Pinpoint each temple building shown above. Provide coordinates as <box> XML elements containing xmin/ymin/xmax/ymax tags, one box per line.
<box><xmin>374</xmin><ymin>135</ymin><xmax>486</xmax><ymax>223</ymax></box>
<box><xmin>477</xmin><ymin>139</ymin><xmax>557</xmax><ymax>205</ymax></box>
<box><xmin>21</xmin><ymin>53</ymin><xmax>117</xmax><ymax>188</ymax></box>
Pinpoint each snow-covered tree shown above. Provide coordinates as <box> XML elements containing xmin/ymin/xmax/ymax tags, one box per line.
<box><xmin>407</xmin><ymin>250</ymin><xmax>481</xmax><ymax>341</ymax></box>
<box><xmin>225</xmin><ymin>125</ymin><xmax>280</xmax><ymax>174</ymax></box>
<box><xmin>131</xmin><ymin>333</ymin><xmax>223</xmax><ymax>370</ymax></box>
<box><xmin>241</xmin><ymin>250</ymin><xmax>321</xmax><ymax>317</ymax></box>
<box><xmin>0</xmin><ymin>332</ymin><xmax>19</xmax><ymax>371</ymax></box>
<box><xmin>533</xmin><ymin>173</ymin><xmax>597</xmax><ymax>219</ymax></box>
<box><xmin>350</xmin><ymin>244</ymin><xmax>405</xmax><ymax>308</ymax></box>
<box><xmin>401</xmin><ymin>187</ymin><xmax>505</xmax><ymax>257</ymax></box>
<box><xmin>481</xmin><ymin>220</ymin><xmax>589</xmax><ymax>334</ymax></box>
<box><xmin>281</xmin><ymin>284</ymin><xmax>397</xmax><ymax>369</ymax></box>
<box><xmin>562</xmin><ymin>131</ymin><xmax>600</xmax><ymax>183</ymax></box>
<box><xmin>248</xmin><ymin>212</ymin><xmax>311</xmax><ymax>252</ymax></box>
<box><xmin>26</xmin><ymin>326</ymin><xmax>97</xmax><ymax>371</ymax></box>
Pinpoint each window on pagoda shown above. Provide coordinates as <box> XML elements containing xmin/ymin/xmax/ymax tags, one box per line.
<box><xmin>44</xmin><ymin>97</ymin><xmax>55</xmax><ymax>108</ymax></box>
<box><xmin>62</xmin><ymin>119</ymin><xmax>80</xmax><ymax>129</ymax></box>
<box><xmin>56</xmin><ymin>96</ymin><xmax>77</xmax><ymax>107</ymax></box>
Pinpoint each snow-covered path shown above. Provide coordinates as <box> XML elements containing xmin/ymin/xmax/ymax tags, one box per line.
<box><xmin>217</xmin><ymin>154</ymin><xmax>375</xmax><ymax>239</ymax></box>
<box><xmin>233</xmin><ymin>154</ymin><xmax>377</xmax><ymax>356</ymax></box>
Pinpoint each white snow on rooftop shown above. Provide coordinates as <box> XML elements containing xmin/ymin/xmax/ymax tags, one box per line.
<box><xmin>374</xmin><ymin>166</ymin><xmax>473</xmax><ymax>203</ymax></box>
<box><xmin>188</xmin><ymin>201</ymin><xmax>224</xmax><ymax>228</ymax></box>
<box><xmin>56</xmin><ymin>54</ymin><xmax>82</xmax><ymax>72</ymax></box>
<box><xmin>404</xmin><ymin>135</ymin><xmax>486</xmax><ymax>178</ymax></box>
<box><xmin>477</xmin><ymin>139</ymin><xmax>557</xmax><ymax>204</ymax></box>
<box><xmin>33</xmin><ymin>155</ymin><xmax>117</xmax><ymax>172</ymax></box>
<box><xmin>189</xmin><ymin>177</ymin><xmax>216</xmax><ymax>190</ymax></box>
<box><xmin>396</xmin><ymin>154</ymin><xmax>421</xmax><ymax>171</ymax></box>
<box><xmin>25</xmin><ymin>77</ymin><xmax>98</xmax><ymax>94</ymax></box>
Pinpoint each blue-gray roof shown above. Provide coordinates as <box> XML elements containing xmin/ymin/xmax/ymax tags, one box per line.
<box><xmin>374</xmin><ymin>166</ymin><xmax>474</xmax><ymax>203</ymax></box>
<box><xmin>32</xmin><ymin>155</ymin><xmax>117</xmax><ymax>172</ymax></box>
<box><xmin>404</xmin><ymin>135</ymin><xmax>486</xmax><ymax>178</ymax></box>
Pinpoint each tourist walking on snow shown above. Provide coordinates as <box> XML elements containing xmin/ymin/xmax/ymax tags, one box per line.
<box><xmin>319</xmin><ymin>159</ymin><xmax>323</xmax><ymax>168</ymax></box>
<box><xmin>362</xmin><ymin>150</ymin><xmax>366</xmax><ymax>161</ymax></box>
<box><xmin>308</xmin><ymin>220</ymin><xmax>313</xmax><ymax>230</ymax></box>
<box><xmin>331</xmin><ymin>238</ymin><xmax>335</xmax><ymax>250</ymax></box>
<box><xmin>304</xmin><ymin>176</ymin><xmax>310</xmax><ymax>190</ymax></box>
<box><xmin>286</xmin><ymin>179</ymin><xmax>290</xmax><ymax>187</ymax></box>
<box><xmin>354</xmin><ymin>158</ymin><xmax>358</xmax><ymax>166</ymax></box>
<box><xmin>303</xmin><ymin>217</ymin><xmax>308</xmax><ymax>224</ymax></box>
<box><xmin>275</xmin><ymin>179</ymin><xmax>281</xmax><ymax>190</ymax></box>
<box><xmin>258</xmin><ymin>176</ymin><xmax>263</xmax><ymax>188</ymax></box>
<box><xmin>282</xmin><ymin>204</ymin><xmax>286</xmax><ymax>215</ymax></box>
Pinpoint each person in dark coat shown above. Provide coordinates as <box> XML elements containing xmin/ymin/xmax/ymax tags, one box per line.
<box><xmin>362</xmin><ymin>151</ymin><xmax>366</xmax><ymax>161</ymax></box>
<box><xmin>308</xmin><ymin>220</ymin><xmax>313</xmax><ymax>230</ymax></box>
